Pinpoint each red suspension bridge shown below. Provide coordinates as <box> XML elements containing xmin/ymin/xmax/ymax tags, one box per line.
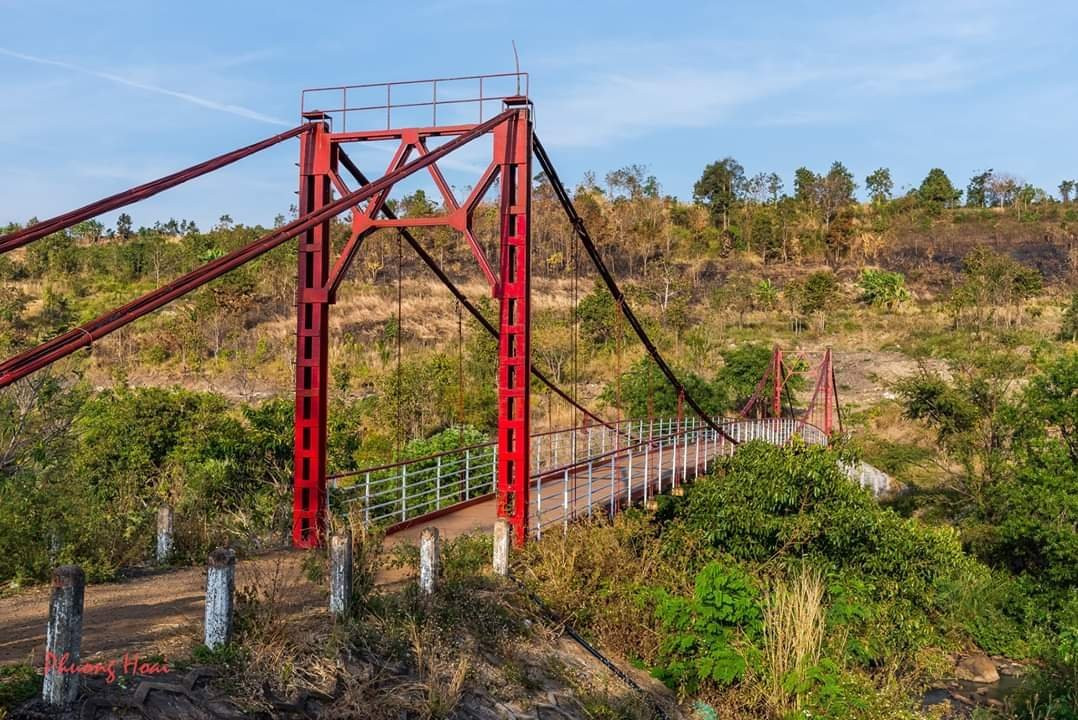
<box><xmin>0</xmin><ymin>73</ymin><xmax>843</xmax><ymax>549</ymax></box>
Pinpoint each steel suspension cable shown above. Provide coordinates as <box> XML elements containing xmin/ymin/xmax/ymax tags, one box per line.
<box><xmin>396</xmin><ymin>231</ymin><xmax>404</xmax><ymax>461</ymax></box>
<box><xmin>0</xmin><ymin>124</ymin><xmax>313</xmax><ymax>254</ymax></box>
<box><xmin>0</xmin><ymin>111</ymin><xmax>514</xmax><ymax>389</ymax></box>
<box><xmin>333</xmin><ymin>148</ymin><xmax>626</xmax><ymax>437</ymax></box>
<box><xmin>532</xmin><ymin>134</ymin><xmax>738</xmax><ymax>444</ymax></box>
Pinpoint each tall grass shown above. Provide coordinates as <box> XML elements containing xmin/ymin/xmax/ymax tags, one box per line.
<box><xmin>762</xmin><ymin>565</ymin><xmax>826</xmax><ymax>716</ymax></box>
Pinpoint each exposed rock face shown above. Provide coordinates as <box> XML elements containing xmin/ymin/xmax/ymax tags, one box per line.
<box><xmin>956</xmin><ymin>654</ymin><xmax>1001</xmax><ymax>684</ymax></box>
<box><xmin>841</xmin><ymin>461</ymin><xmax>898</xmax><ymax>498</ymax></box>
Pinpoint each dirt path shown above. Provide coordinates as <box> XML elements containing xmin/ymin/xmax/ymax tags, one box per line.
<box><xmin>0</xmin><ymin>504</ymin><xmax>503</xmax><ymax>666</ymax></box>
<box><xmin>0</xmin><ymin>437</ymin><xmax>722</xmax><ymax>667</ymax></box>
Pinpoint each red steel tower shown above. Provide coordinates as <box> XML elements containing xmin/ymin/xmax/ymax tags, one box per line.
<box><xmin>292</xmin><ymin>75</ymin><xmax>533</xmax><ymax>547</ymax></box>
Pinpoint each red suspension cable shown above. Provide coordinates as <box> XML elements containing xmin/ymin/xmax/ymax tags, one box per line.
<box><xmin>0</xmin><ymin>124</ymin><xmax>313</xmax><ymax>254</ymax></box>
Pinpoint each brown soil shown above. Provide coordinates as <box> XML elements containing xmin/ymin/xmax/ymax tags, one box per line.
<box><xmin>0</xmin><ymin>506</ymin><xmax>498</xmax><ymax>666</ymax></box>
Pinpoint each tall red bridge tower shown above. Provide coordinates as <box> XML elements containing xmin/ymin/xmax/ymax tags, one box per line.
<box><xmin>292</xmin><ymin>75</ymin><xmax>533</xmax><ymax>547</ymax></box>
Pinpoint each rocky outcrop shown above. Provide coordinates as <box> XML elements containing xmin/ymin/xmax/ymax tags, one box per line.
<box><xmin>956</xmin><ymin>654</ymin><xmax>1001</xmax><ymax>684</ymax></box>
<box><xmin>841</xmin><ymin>461</ymin><xmax>900</xmax><ymax>499</ymax></box>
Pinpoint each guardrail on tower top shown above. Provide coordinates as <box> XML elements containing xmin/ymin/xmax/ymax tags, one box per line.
<box><xmin>300</xmin><ymin>72</ymin><xmax>530</xmax><ymax>132</ymax></box>
<box><xmin>329</xmin><ymin>416</ymin><xmax>826</xmax><ymax>532</ymax></box>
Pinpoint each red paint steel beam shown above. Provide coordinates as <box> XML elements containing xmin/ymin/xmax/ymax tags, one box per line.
<box><xmin>334</xmin><ymin>148</ymin><xmax>624</xmax><ymax>436</ymax></box>
<box><xmin>533</xmin><ymin>134</ymin><xmax>739</xmax><ymax>446</ymax></box>
<box><xmin>0</xmin><ymin>124</ymin><xmax>312</xmax><ymax>254</ymax></box>
<box><xmin>494</xmin><ymin>106</ymin><xmax>533</xmax><ymax>546</ymax></box>
<box><xmin>0</xmin><ymin>110</ymin><xmax>515</xmax><ymax>389</ymax></box>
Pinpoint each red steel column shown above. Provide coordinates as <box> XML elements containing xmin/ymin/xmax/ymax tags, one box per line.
<box><xmin>822</xmin><ymin>348</ymin><xmax>834</xmax><ymax>436</ymax></box>
<box><xmin>494</xmin><ymin>103</ymin><xmax>532</xmax><ymax>546</ymax></box>
<box><xmin>771</xmin><ymin>347</ymin><xmax>783</xmax><ymax>418</ymax></box>
<box><xmin>292</xmin><ymin>121</ymin><xmax>333</xmax><ymax>548</ymax></box>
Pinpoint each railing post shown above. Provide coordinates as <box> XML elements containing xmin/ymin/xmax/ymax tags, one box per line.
<box><xmin>695</xmin><ymin>426</ymin><xmax>700</xmax><ymax>479</ymax></box>
<box><xmin>683</xmin><ymin>422</ymin><xmax>690</xmax><ymax>481</ymax></box>
<box><xmin>609</xmin><ymin>454</ymin><xmax>616</xmax><ymax>516</ymax></box>
<box><xmin>703</xmin><ymin>428</ymin><xmax>709</xmax><ymax>473</ymax></box>
<box><xmin>536</xmin><ymin>472</ymin><xmax>543</xmax><ymax>540</ymax></box>
<box><xmin>627</xmin><ymin>447</ymin><xmax>634</xmax><ymax>506</ymax></box>
<box><xmin>536</xmin><ymin>435</ymin><xmax>543</xmax><ymax>472</ymax></box>
<box><xmin>587</xmin><ymin>460</ymin><xmax>593</xmax><ymax>517</ymax></box>
<box><xmin>329</xmin><ymin>528</ymin><xmax>353</xmax><ymax>617</ymax></box>
<box><xmin>563</xmin><ymin>468</ymin><xmax>570</xmax><ymax>533</ymax></box>
<box><xmin>400</xmin><ymin>465</ymin><xmax>408</xmax><ymax>522</ymax></box>
<box><xmin>493</xmin><ymin>517</ymin><xmax>511</xmax><ymax>576</ymax></box>
<box><xmin>204</xmin><ymin>548</ymin><xmax>236</xmax><ymax>650</ymax></box>
<box><xmin>657</xmin><ymin>435</ymin><xmax>664</xmax><ymax>494</ymax></box>
<box><xmin>156</xmin><ymin>504</ymin><xmax>173</xmax><ymax>565</ymax></box>
<box><xmin>42</xmin><ymin>565</ymin><xmax>84</xmax><ymax>707</ymax></box>
<box><xmin>671</xmin><ymin>422</ymin><xmax>678</xmax><ymax>488</ymax></box>
<box><xmin>643</xmin><ymin>438</ymin><xmax>650</xmax><ymax>504</ymax></box>
<box><xmin>464</xmin><ymin>449</ymin><xmax>471</xmax><ymax>499</ymax></box>
<box><xmin>435</xmin><ymin>455</ymin><xmax>442</xmax><ymax>509</ymax></box>
<box><xmin>364</xmin><ymin>472</ymin><xmax>371</xmax><ymax>525</ymax></box>
<box><xmin>419</xmin><ymin>527</ymin><xmax>440</xmax><ymax>595</ymax></box>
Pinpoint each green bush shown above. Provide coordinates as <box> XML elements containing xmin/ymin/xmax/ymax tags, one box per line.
<box><xmin>651</xmin><ymin>562</ymin><xmax>762</xmax><ymax>691</ymax></box>
<box><xmin>857</xmin><ymin>269</ymin><xmax>910</xmax><ymax>310</ymax></box>
<box><xmin>666</xmin><ymin>441</ymin><xmax>980</xmax><ymax>655</ymax></box>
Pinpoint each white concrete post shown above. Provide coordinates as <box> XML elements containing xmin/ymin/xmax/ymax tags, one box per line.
<box><xmin>156</xmin><ymin>504</ymin><xmax>173</xmax><ymax>564</ymax></box>
<box><xmin>419</xmin><ymin>527</ymin><xmax>440</xmax><ymax>595</ymax></box>
<box><xmin>493</xmin><ymin>518</ymin><xmax>511</xmax><ymax>576</ymax></box>
<box><xmin>329</xmin><ymin>529</ymin><xmax>353</xmax><ymax>617</ymax></box>
<box><xmin>204</xmin><ymin>548</ymin><xmax>235</xmax><ymax>650</ymax></box>
<box><xmin>43</xmin><ymin>565</ymin><xmax>84</xmax><ymax>706</ymax></box>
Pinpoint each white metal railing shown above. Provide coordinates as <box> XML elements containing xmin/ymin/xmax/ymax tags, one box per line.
<box><xmin>329</xmin><ymin>416</ymin><xmax>824</xmax><ymax>529</ymax></box>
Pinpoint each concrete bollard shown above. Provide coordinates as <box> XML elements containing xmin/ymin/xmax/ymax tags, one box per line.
<box><xmin>156</xmin><ymin>504</ymin><xmax>174</xmax><ymax>564</ymax></box>
<box><xmin>419</xmin><ymin>527</ymin><xmax>441</xmax><ymax>595</ymax></box>
<box><xmin>329</xmin><ymin>529</ymin><xmax>353</xmax><ymax>617</ymax></box>
<box><xmin>492</xmin><ymin>518</ymin><xmax>511</xmax><ymax>577</ymax></box>
<box><xmin>42</xmin><ymin>565</ymin><xmax>85</xmax><ymax>706</ymax></box>
<box><xmin>204</xmin><ymin>548</ymin><xmax>235</xmax><ymax>650</ymax></box>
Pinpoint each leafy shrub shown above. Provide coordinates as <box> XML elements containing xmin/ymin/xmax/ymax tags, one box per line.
<box><xmin>857</xmin><ymin>269</ymin><xmax>910</xmax><ymax>310</ymax></box>
<box><xmin>0</xmin><ymin>663</ymin><xmax>40</xmax><ymax>712</ymax></box>
<box><xmin>651</xmin><ymin>562</ymin><xmax>762</xmax><ymax>691</ymax></box>
<box><xmin>666</xmin><ymin>441</ymin><xmax>978</xmax><ymax>655</ymax></box>
<box><xmin>1060</xmin><ymin>292</ymin><xmax>1078</xmax><ymax>342</ymax></box>
<box><xmin>798</xmin><ymin>270</ymin><xmax>841</xmax><ymax>314</ymax></box>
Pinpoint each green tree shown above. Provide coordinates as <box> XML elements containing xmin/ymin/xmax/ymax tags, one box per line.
<box><xmin>817</xmin><ymin>162</ymin><xmax>856</xmax><ymax>229</ymax></box>
<box><xmin>966</xmin><ymin>169</ymin><xmax>993</xmax><ymax>208</ymax></box>
<box><xmin>1058</xmin><ymin>179</ymin><xmax>1074</xmax><ymax>204</ymax></box>
<box><xmin>601</xmin><ymin>357</ymin><xmax>722</xmax><ymax>418</ymax></box>
<box><xmin>766</xmin><ymin>172</ymin><xmax>784</xmax><ymax>203</ymax></box>
<box><xmin>694</xmin><ymin>157</ymin><xmax>745</xmax><ymax>230</ymax></box>
<box><xmin>115</xmin><ymin>213</ymin><xmax>133</xmax><ymax>239</ymax></box>
<box><xmin>1060</xmin><ymin>292</ymin><xmax>1078</xmax><ymax>342</ymax></box>
<box><xmin>753</xmin><ymin>279</ymin><xmax>778</xmax><ymax>312</ymax></box>
<box><xmin>798</xmin><ymin>270</ymin><xmax>841</xmax><ymax>314</ymax></box>
<box><xmin>865</xmin><ymin>168</ymin><xmax>893</xmax><ymax>203</ymax></box>
<box><xmin>576</xmin><ymin>280</ymin><xmax>621</xmax><ymax>348</ymax></box>
<box><xmin>793</xmin><ymin>167</ymin><xmax>818</xmax><ymax>203</ymax></box>
<box><xmin>918</xmin><ymin>168</ymin><xmax>962</xmax><ymax>211</ymax></box>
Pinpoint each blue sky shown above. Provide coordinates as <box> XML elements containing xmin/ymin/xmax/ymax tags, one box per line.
<box><xmin>2</xmin><ymin>0</ymin><xmax>1076</xmax><ymax>230</ymax></box>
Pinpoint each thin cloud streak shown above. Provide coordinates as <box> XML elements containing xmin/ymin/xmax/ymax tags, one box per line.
<box><xmin>0</xmin><ymin>47</ymin><xmax>290</xmax><ymax>126</ymax></box>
